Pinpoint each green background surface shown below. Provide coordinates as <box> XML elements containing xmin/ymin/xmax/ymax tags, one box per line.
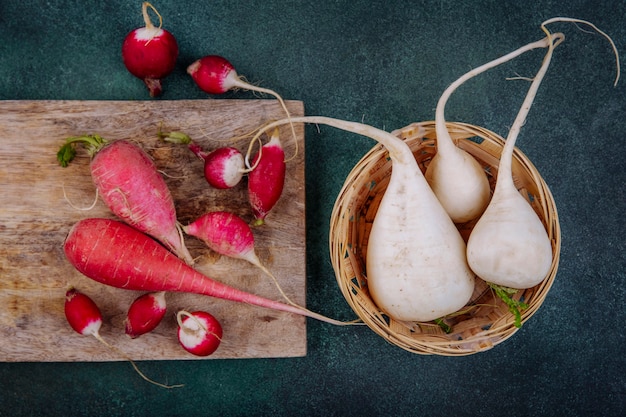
<box><xmin>1</xmin><ymin>1</ymin><xmax>625</xmax><ymax>416</ymax></box>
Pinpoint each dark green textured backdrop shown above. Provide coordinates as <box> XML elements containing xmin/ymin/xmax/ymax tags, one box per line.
<box><xmin>1</xmin><ymin>1</ymin><xmax>625</xmax><ymax>416</ymax></box>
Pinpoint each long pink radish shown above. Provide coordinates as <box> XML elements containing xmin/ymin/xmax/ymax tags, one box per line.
<box><xmin>184</xmin><ymin>211</ymin><xmax>298</xmax><ymax>306</ymax></box>
<box><xmin>247</xmin><ymin>129</ymin><xmax>286</xmax><ymax>226</ymax></box>
<box><xmin>63</xmin><ymin>218</ymin><xmax>354</xmax><ymax>326</ymax></box>
<box><xmin>57</xmin><ymin>135</ymin><xmax>193</xmax><ymax>265</ymax></box>
<box><xmin>64</xmin><ymin>287</ymin><xmax>182</xmax><ymax>388</ymax></box>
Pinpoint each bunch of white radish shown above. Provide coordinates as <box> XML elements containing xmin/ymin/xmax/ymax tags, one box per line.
<box><xmin>249</xmin><ymin>18</ymin><xmax>619</xmax><ymax>327</ymax></box>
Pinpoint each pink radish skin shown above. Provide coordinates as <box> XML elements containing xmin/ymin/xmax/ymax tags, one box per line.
<box><xmin>63</xmin><ymin>218</ymin><xmax>352</xmax><ymax>326</ymax></box>
<box><xmin>248</xmin><ymin>130</ymin><xmax>286</xmax><ymax>226</ymax></box>
<box><xmin>186</xmin><ymin>55</ymin><xmax>255</xmax><ymax>95</ymax></box>
<box><xmin>183</xmin><ymin>211</ymin><xmax>297</xmax><ymax>305</ymax></box>
<box><xmin>122</xmin><ymin>2</ymin><xmax>178</xmax><ymax>97</ymax></box>
<box><xmin>124</xmin><ymin>291</ymin><xmax>167</xmax><ymax>338</ymax></box>
<box><xmin>58</xmin><ymin>136</ymin><xmax>193</xmax><ymax>265</ymax></box>
<box><xmin>177</xmin><ymin>310</ymin><xmax>222</xmax><ymax>356</ymax></box>
<box><xmin>64</xmin><ymin>287</ymin><xmax>181</xmax><ymax>388</ymax></box>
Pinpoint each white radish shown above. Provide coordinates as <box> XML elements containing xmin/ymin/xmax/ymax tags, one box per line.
<box><xmin>426</xmin><ymin>33</ymin><xmax>565</xmax><ymax>223</ymax></box>
<box><xmin>247</xmin><ymin>116</ymin><xmax>476</xmax><ymax>322</ymax></box>
<box><xmin>468</xmin><ymin>19</ymin><xmax>619</xmax><ymax>290</ymax></box>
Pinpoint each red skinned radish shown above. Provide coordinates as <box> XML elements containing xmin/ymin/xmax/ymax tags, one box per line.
<box><xmin>247</xmin><ymin>129</ymin><xmax>286</xmax><ymax>226</ymax></box>
<box><xmin>57</xmin><ymin>135</ymin><xmax>193</xmax><ymax>265</ymax></box>
<box><xmin>176</xmin><ymin>310</ymin><xmax>222</xmax><ymax>356</ymax></box>
<box><xmin>159</xmin><ymin>130</ymin><xmax>245</xmax><ymax>189</ymax></box>
<box><xmin>184</xmin><ymin>211</ymin><xmax>297</xmax><ymax>305</ymax></box>
<box><xmin>124</xmin><ymin>291</ymin><xmax>167</xmax><ymax>338</ymax></box>
<box><xmin>187</xmin><ymin>55</ymin><xmax>298</xmax><ymax>157</ymax></box>
<box><xmin>122</xmin><ymin>2</ymin><xmax>178</xmax><ymax>97</ymax></box>
<box><xmin>64</xmin><ymin>288</ymin><xmax>181</xmax><ymax>388</ymax></box>
<box><xmin>63</xmin><ymin>218</ymin><xmax>356</xmax><ymax>326</ymax></box>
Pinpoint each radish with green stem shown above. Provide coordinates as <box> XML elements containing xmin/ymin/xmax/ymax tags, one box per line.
<box><xmin>184</xmin><ymin>211</ymin><xmax>298</xmax><ymax>306</ymax></box>
<box><xmin>64</xmin><ymin>288</ymin><xmax>182</xmax><ymax>388</ymax></box>
<box><xmin>122</xmin><ymin>2</ymin><xmax>178</xmax><ymax>97</ymax></box>
<box><xmin>246</xmin><ymin>116</ymin><xmax>476</xmax><ymax>322</ymax></box>
<box><xmin>177</xmin><ymin>310</ymin><xmax>223</xmax><ymax>356</ymax></box>
<box><xmin>467</xmin><ymin>19</ymin><xmax>619</xmax><ymax>291</ymax></box>
<box><xmin>124</xmin><ymin>291</ymin><xmax>167</xmax><ymax>338</ymax></box>
<box><xmin>159</xmin><ymin>130</ymin><xmax>245</xmax><ymax>189</ymax></box>
<box><xmin>425</xmin><ymin>32</ymin><xmax>566</xmax><ymax>223</ymax></box>
<box><xmin>57</xmin><ymin>135</ymin><xmax>193</xmax><ymax>265</ymax></box>
<box><xmin>63</xmin><ymin>218</ymin><xmax>356</xmax><ymax>326</ymax></box>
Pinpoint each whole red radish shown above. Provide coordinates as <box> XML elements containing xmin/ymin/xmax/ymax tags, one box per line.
<box><xmin>248</xmin><ymin>129</ymin><xmax>286</xmax><ymax>225</ymax></box>
<box><xmin>184</xmin><ymin>211</ymin><xmax>298</xmax><ymax>306</ymax></box>
<box><xmin>63</xmin><ymin>218</ymin><xmax>352</xmax><ymax>326</ymax></box>
<box><xmin>159</xmin><ymin>130</ymin><xmax>245</xmax><ymax>189</ymax></box>
<box><xmin>122</xmin><ymin>2</ymin><xmax>178</xmax><ymax>97</ymax></box>
<box><xmin>124</xmin><ymin>291</ymin><xmax>167</xmax><ymax>338</ymax></box>
<box><xmin>176</xmin><ymin>310</ymin><xmax>222</xmax><ymax>356</ymax></box>
<box><xmin>64</xmin><ymin>288</ymin><xmax>181</xmax><ymax>388</ymax></box>
<box><xmin>57</xmin><ymin>135</ymin><xmax>193</xmax><ymax>265</ymax></box>
<box><xmin>65</xmin><ymin>288</ymin><xmax>104</xmax><ymax>337</ymax></box>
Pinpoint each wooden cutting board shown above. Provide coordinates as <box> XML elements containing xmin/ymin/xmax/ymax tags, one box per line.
<box><xmin>0</xmin><ymin>99</ymin><xmax>307</xmax><ymax>361</ymax></box>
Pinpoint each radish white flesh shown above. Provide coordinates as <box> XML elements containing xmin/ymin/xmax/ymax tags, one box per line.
<box><xmin>466</xmin><ymin>28</ymin><xmax>562</xmax><ymax>289</ymax></box>
<box><xmin>426</xmin><ymin>34</ymin><xmax>563</xmax><ymax>223</ymax></box>
<box><xmin>64</xmin><ymin>288</ymin><xmax>182</xmax><ymax>388</ymax></box>
<box><xmin>176</xmin><ymin>310</ymin><xmax>223</xmax><ymax>356</ymax></box>
<box><xmin>249</xmin><ymin>117</ymin><xmax>476</xmax><ymax>322</ymax></box>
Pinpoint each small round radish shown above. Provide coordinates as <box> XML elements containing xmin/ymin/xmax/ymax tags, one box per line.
<box><xmin>247</xmin><ymin>129</ymin><xmax>286</xmax><ymax>226</ymax></box>
<box><xmin>124</xmin><ymin>291</ymin><xmax>167</xmax><ymax>338</ymax></box>
<box><xmin>200</xmin><ymin>146</ymin><xmax>245</xmax><ymax>189</ymax></box>
<box><xmin>65</xmin><ymin>287</ymin><xmax>104</xmax><ymax>337</ymax></box>
<box><xmin>176</xmin><ymin>310</ymin><xmax>222</xmax><ymax>356</ymax></box>
<box><xmin>159</xmin><ymin>130</ymin><xmax>245</xmax><ymax>189</ymax></box>
<box><xmin>122</xmin><ymin>2</ymin><xmax>178</xmax><ymax>97</ymax></box>
<box><xmin>64</xmin><ymin>288</ymin><xmax>182</xmax><ymax>388</ymax></box>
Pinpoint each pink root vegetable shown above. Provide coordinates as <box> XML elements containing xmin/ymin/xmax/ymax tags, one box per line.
<box><xmin>64</xmin><ymin>287</ymin><xmax>181</xmax><ymax>388</ymax></box>
<box><xmin>176</xmin><ymin>310</ymin><xmax>222</xmax><ymax>356</ymax></box>
<box><xmin>184</xmin><ymin>211</ymin><xmax>297</xmax><ymax>305</ymax></box>
<box><xmin>63</xmin><ymin>218</ymin><xmax>354</xmax><ymax>326</ymax></box>
<box><xmin>247</xmin><ymin>129</ymin><xmax>286</xmax><ymax>226</ymax></box>
<box><xmin>159</xmin><ymin>131</ymin><xmax>245</xmax><ymax>189</ymax></box>
<box><xmin>124</xmin><ymin>291</ymin><xmax>167</xmax><ymax>338</ymax></box>
<box><xmin>57</xmin><ymin>135</ymin><xmax>193</xmax><ymax>265</ymax></box>
<box><xmin>122</xmin><ymin>2</ymin><xmax>178</xmax><ymax>97</ymax></box>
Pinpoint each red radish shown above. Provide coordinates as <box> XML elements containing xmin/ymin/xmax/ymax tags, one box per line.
<box><xmin>124</xmin><ymin>291</ymin><xmax>167</xmax><ymax>338</ymax></box>
<box><xmin>65</xmin><ymin>287</ymin><xmax>104</xmax><ymax>337</ymax></box>
<box><xmin>247</xmin><ymin>129</ymin><xmax>286</xmax><ymax>226</ymax></box>
<box><xmin>184</xmin><ymin>211</ymin><xmax>297</xmax><ymax>305</ymax></box>
<box><xmin>63</xmin><ymin>218</ymin><xmax>354</xmax><ymax>326</ymax></box>
<box><xmin>57</xmin><ymin>135</ymin><xmax>193</xmax><ymax>265</ymax></box>
<box><xmin>187</xmin><ymin>55</ymin><xmax>299</xmax><ymax>159</ymax></box>
<box><xmin>176</xmin><ymin>310</ymin><xmax>222</xmax><ymax>356</ymax></box>
<box><xmin>122</xmin><ymin>2</ymin><xmax>178</xmax><ymax>97</ymax></box>
<box><xmin>159</xmin><ymin>130</ymin><xmax>245</xmax><ymax>189</ymax></box>
<box><xmin>64</xmin><ymin>288</ymin><xmax>182</xmax><ymax>388</ymax></box>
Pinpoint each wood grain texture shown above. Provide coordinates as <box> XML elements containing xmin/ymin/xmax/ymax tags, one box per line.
<box><xmin>0</xmin><ymin>99</ymin><xmax>306</xmax><ymax>361</ymax></box>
